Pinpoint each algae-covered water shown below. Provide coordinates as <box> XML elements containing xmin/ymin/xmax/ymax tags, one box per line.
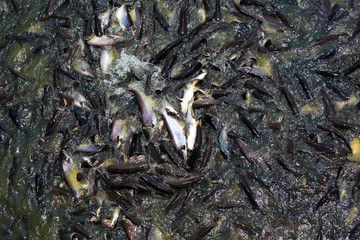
<box><xmin>1</xmin><ymin>0</ymin><xmax>360</xmax><ymax>239</ymax></box>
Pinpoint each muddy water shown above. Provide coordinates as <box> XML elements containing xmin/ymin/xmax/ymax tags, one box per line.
<box><xmin>1</xmin><ymin>0</ymin><xmax>360</xmax><ymax>239</ymax></box>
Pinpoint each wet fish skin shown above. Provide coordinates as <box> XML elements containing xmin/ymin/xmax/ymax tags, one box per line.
<box><xmin>279</xmin><ymin>86</ymin><xmax>299</xmax><ymax>115</ymax></box>
<box><xmin>198</xmin><ymin>135</ymin><xmax>212</xmax><ymax>172</ymax></box>
<box><xmin>8</xmin><ymin>105</ymin><xmax>27</xmax><ymax>135</ymax></box>
<box><xmin>87</xmin><ymin>35</ymin><xmax>125</xmax><ymax>46</ymax></box>
<box><xmin>129</xmin><ymin>88</ymin><xmax>156</xmax><ymax>139</ymax></box>
<box><xmin>214</xmin><ymin>0</ymin><xmax>222</xmax><ymax>20</ymax></box>
<box><xmin>161</xmin><ymin>50</ymin><xmax>177</xmax><ymax>78</ymax></box>
<box><xmin>160</xmin><ymin>108</ymin><xmax>187</xmax><ymax>159</ymax></box>
<box><xmin>160</xmin><ymin>141</ymin><xmax>185</xmax><ymax>169</ymax></box>
<box><xmin>134</xmin><ymin>6</ymin><xmax>143</xmax><ymax>40</ymax></box>
<box><xmin>140</xmin><ymin>174</ymin><xmax>177</xmax><ymax>195</ymax></box>
<box><xmin>8</xmin><ymin>156</ymin><xmax>20</xmax><ymax>194</ymax></box>
<box><xmin>295</xmin><ymin>73</ymin><xmax>313</xmax><ymax>100</ymax></box>
<box><xmin>321</xmin><ymin>88</ymin><xmax>336</xmax><ymax>116</ymax></box>
<box><xmin>72</xmin><ymin>223</ymin><xmax>91</xmax><ymax>239</ymax></box>
<box><xmin>121</xmin><ymin>219</ymin><xmax>137</xmax><ymax>240</ymax></box>
<box><xmin>237</xmin><ymin>174</ymin><xmax>259</xmax><ymax>209</ymax></box>
<box><xmin>150</xmin><ymin>38</ymin><xmax>183</xmax><ymax>64</ymax></box>
<box><xmin>314</xmin><ymin>186</ymin><xmax>337</xmax><ymax>211</ymax></box>
<box><xmin>106</xmin><ymin>162</ymin><xmax>150</xmax><ymax>174</ymax></box>
<box><xmin>177</xmin><ymin>3</ymin><xmax>188</xmax><ymax>36</ymax></box>
<box><xmin>147</xmin><ymin>142</ymin><xmax>164</xmax><ymax>164</ymax></box>
<box><xmin>189</xmin><ymin>218</ymin><xmax>219</xmax><ymax>240</ymax></box>
<box><xmin>153</xmin><ymin>2</ymin><xmax>170</xmax><ymax>31</ymax></box>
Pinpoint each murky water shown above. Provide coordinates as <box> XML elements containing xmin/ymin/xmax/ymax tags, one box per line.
<box><xmin>1</xmin><ymin>0</ymin><xmax>360</xmax><ymax>239</ymax></box>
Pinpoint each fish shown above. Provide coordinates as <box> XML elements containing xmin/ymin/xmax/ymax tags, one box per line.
<box><xmin>61</xmin><ymin>151</ymin><xmax>85</xmax><ymax>200</ymax></box>
<box><xmin>185</xmin><ymin>103</ymin><xmax>198</xmax><ymax>151</ymax></box>
<box><xmin>115</xmin><ymin>5</ymin><xmax>133</xmax><ymax>30</ymax></box>
<box><xmin>153</xmin><ymin>2</ymin><xmax>170</xmax><ymax>31</ymax></box>
<box><xmin>87</xmin><ymin>35</ymin><xmax>125</xmax><ymax>46</ymax></box>
<box><xmin>179</xmin><ymin>71</ymin><xmax>208</xmax><ymax>113</ymax></box>
<box><xmin>129</xmin><ymin>86</ymin><xmax>157</xmax><ymax>139</ymax></box>
<box><xmin>100</xmin><ymin>48</ymin><xmax>115</xmax><ymax>72</ymax></box>
<box><xmin>160</xmin><ymin>107</ymin><xmax>187</xmax><ymax>159</ymax></box>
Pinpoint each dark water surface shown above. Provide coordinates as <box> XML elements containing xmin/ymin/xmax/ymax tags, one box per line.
<box><xmin>1</xmin><ymin>0</ymin><xmax>360</xmax><ymax>239</ymax></box>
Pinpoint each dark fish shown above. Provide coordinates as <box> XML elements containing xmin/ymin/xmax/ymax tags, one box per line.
<box><xmin>110</xmin><ymin>179</ymin><xmax>150</xmax><ymax>192</ymax></box>
<box><xmin>240</xmin><ymin>0</ymin><xmax>265</xmax><ymax>8</ymax></box>
<box><xmin>189</xmin><ymin>38</ymin><xmax>207</xmax><ymax>52</ymax></box>
<box><xmin>239</xmin><ymin>113</ymin><xmax>260</xmax><ymax>138</ymax></box>
<box><xmin>233</xmin><ymin>137</ymin><xmax>261</xmax><ymax>169</ymax></box>
<box><xmin>9</xmin><ymin>0</ymin><xmax>20</xmax><ymax>12</ymax></box>
<box><xmin>131</xmin><ymin>132</ymin><xmax>142</xmax><ymax>155</ymax></box>
<box><xmin>321</xmin><ymin>88</ymin><xmax>336</xmax><ymax>116</ymax></box>
<box><xmin>279</xmin><ymin>86</ymin><xmax>299</xmax><ymax>115</ymax></box>
<box><xmin>214</xmin><ymin>0</ymin><xmax>221</xmax><ymax>20</ymax></box>
<box><xmin>187</xmin><ymin>125</ymin><xmax>202</xmax><ymax>171</ymax></box>
<box><xmin>314</xmin><ymin>186</ymin><xmax>337</xmax><ymax>211</ymax></box>
<box><xmin>161</xmin><ymin>50</ymin><xmax>177</xmax><ymax>78</ymax></box>
<box><xmin>83</xmin><ymin>19</ymin><xmax>94</xmax><ymax>40</ymax></box>
<box><xmin>211</xmin><ymin>89</ymin><xmax>234</xmax><ymax>99</ymax></box>
<box><xmin>55</xmin><ymin>29</ymin><xmax>73</xmax><ymax>40</ymax></box>
<box><xmin>327</xmin><ymin>4</ymin><xmax>341</xmax><ymax>23</ymax></box>
<box><xmin>94</xmin><ymin>14</ymin><xmax>102</xmax><ymax>37</ymax></box>
<box><xmin>330</xmin><ymin>119</ymin><xmax>360</xmax><ymax>132</ymax></box>
<box><xmin>8</xmin><ymin>156</ymin><xmax>20</xmax><ymax>193</ymax></box>
<box><xmin>46</xmin><ymin>0</ymin><xmax>56</xmax><ymax>16</ymax></box>
<box><xmin>295</xmin><ymin>73</ymin><xmax>313</xmax><ymax>100</ymax></box>
<box><xmin>244</xmin><ymin>80</ymin><xmax>274</xmax><ymax>98</ymax></box>
<box><xmin>343</xmin><ymin>59</ymin><xmax>360</xmax><ymax>76</ymax></box>
<box><xmin>172</xmin><ymin>61</ymin><xmax>202</xmax><ymax>80</ymax></box>
<box><xmin>134</xmin><ymin>6</ymin><xmax>143</xmax><ymax>40</ymax></box>
<box><xmin>146</xmin><ymin>142</ymin><xmax>164</xmax><ymax>164</ymax></box>
<box><xmin>9</xmin><ymin>105</ymin><xmax>27</xmax><ymax>135</ymax></box>
<box><xmin>72</xmin><ymin>223</ymin><xmax>91</xmax><ymax>239</ymax></box>
<box><xmin>304</xmin><ymin>139</ymin><xmax>334</xmax><ymax>154</ymax></box>
<box><xmin>204</xmin><ymin>114</ymin><xmax>220</xmax><ymax>131</ymax></box>
<box><xmin>309</xmin><ymin>33</ymin><xmax>347</xmax><ymax>48</ymax></box>
<box><xmin>325</xmin><ymin>83</ymin><xmax>348</xmax><ymax>101</ymax></box>
<box><xmin>59</xmin><ymin>229</ymin><xmax>67</xmax><ymax>240</ymax></box>
<box><xmin>189</xmin><ymin>218</ymin><xmax>219</xmax><ymax>240</ymax></box>
<box><xmin>165</xmin><ymin>191</ymin><xmax>187</xmax><ymax>212</ymax></box>
<box><xmin>177</xmin><ymin>4</ymin><xmax>188</xmax><ymax>36</ymax></box>
<box><xmin>160</xmin><ymin>141</ymin><xmax>185</xmax><ymax>169</ymax></box>
<box><xmin>5</xmin><ymin>34</ymin><xmax>46</xmax><ymax>43</ymax></box>
<box><xmin>233</xmin><ymin>217</ymin><xmax>258</xmax><ymax>236</ymax></box>
<box><xmin>164</xmin><ymin>174</ymin><xmax>202</xmax><ymax>188</ymax></box>
<box><xmin>193</xmin><ymin>98</ymin><xmax>220</xmax><ymax>109</ymax></box>
<box><xmin>71</xmin><ymin>204</ymin><xmax>100</xmax><ymax>216</ymax></box>
<box><xmin>103</xmin><ymin>184</ymin><xmax>132</xmax><ymax>209</ymax></box>
<box><xmin>140</xmin><ymin>174</ymin><xmax>177</xmax><ymax>195</ymax></box>
<box><xmin>123</xmin><ymin>131</ymin><xmax>134</xmax><ymax>156</ymax></box>
<box><xmin>35</xmin><ymin>174</ymin><xmax>44</xmax><ymax>206</ymax></box>
<box><xmin>150</xmin><ymin>38</ymin><xmax>183</xmax><ymax>64</ymax></box>
<box><xmin>51</xmin><ymin>186</ymin><xmax>71</xmax><ymax>198</ymax></box>
<box><xmin>53</xmin><ymin>64</ymin><xmax>62</xmax><ymax>90</ymax></box>
<box><xmin>238</xmin><ymin>174</ymin><xmax>259</xmax><ymax>209</ymax></box>
<box><xmin>198</xmin><ymin>135</ymin><xmax>212</xmax><ymax>172</ymax></box>
<box><xmin>266</xmin><ymin>122</ymin><xmax>281</xmax><ymax>131</ymax></box>
<box><xmin>0</xmin><ymin>120</ymin><xmax>12</xmax><ymax>138</ymax></box>
<box><xmin>153</xmin><ymin>2</ymin><xmax>170</xmax><ymax>31</ymax></box>
<box><xmin>233</xmin><ymin>1</ymin><xmax>261</xmax><ymax>21</ymax></box>
<box><xmin>106</xmin><ymin>162</ymin><xmax>150</xmax><ymax>174</ymax></box>
<box><xmin>314</xmin><ymin>70</ymin><xmax>341</xmax><ymax>78</ymax></box>
<box><xmin>7</xmin><ymin>66</ymin><xmax>35</xmax><ymax>81</ymax></box>
<box><xmin>121</xmin><ymin>219</ymin><xmax>137</xmax><ymax>240</ymax></box>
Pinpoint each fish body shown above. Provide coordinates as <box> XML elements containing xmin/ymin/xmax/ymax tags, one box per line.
<box><xmin>160</xmin><ymin>108</ymin><xmax>187</xmax><ymax>159</ymax></box>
